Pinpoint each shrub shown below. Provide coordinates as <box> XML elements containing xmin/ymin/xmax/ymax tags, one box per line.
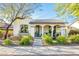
<box><xmin>42</xmin><ymin>34</ymin><xmax>53</xmax><ymax>45</ymax></box>
<box><xmin>28</xmin><ymin>35</ymin><xmax>33</xmax><ymax>43</ymax></box>
<box><xmin>8</xmin><ymin>31</ymin><xmax>13</xmax><ymax>37</ymax></box>
<box><xmin>66</xmin><ymin>39</ymin><xmax>72</xmax><ymax>44</ymax></box>
<box><xmin>68</xmin><ymin>34</ymin><xmax>79</xmax><ymax>43</ymax></box>
<box><xmin>75</xmin><ymin>34</ymin><xmax>79</xmax><ymax>43</ymax></box>
<box><xmin>3</xmin><ymin>39</ymin><xmax>12</xmax><ymax>45</ymax></box>
<box><xmin>68</xmin><ymin>35</ymin><xmax>75</xmax><ymax>43</ymax></box>
<box><xmin>52</xmin><ymin>40</ymin><xmax>58</xmax><ymax>45</ymax></box>
<box><xmin>57</xmin><ymin>35</ymin><xmax>66</xmax><ymax>44</ymax></box>
<box><xmin>19</xmin><ymin>35</ymin><xmax>33</xmax><ymax>46</ymax></box>
<box><xmin>0</xmin><ymin>30</ymin><xmax>3</xmax><ymax>38</ymax></box>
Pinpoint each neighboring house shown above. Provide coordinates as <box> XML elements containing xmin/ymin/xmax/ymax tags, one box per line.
<box><xmin>13</xmin><ymin>19</ymin><xmax>69</xmax><ymax>38</ymax></box>
<box><xmin>69</xmin><ymin>20</ymin><xmax>79</xmax><ymax>35</ymax></box>
<box><xmin>0</xmin><ymin>22</ymin><xmax>13</xmax><ymax>37</ymax></box>
<box><xmin>69</xmin><ymin>20</ymin><xmax>79</xmax><ymax>29</ymax></box>
<box><xmin>0</xmin><ymin>22</ymin><xmax>13</xmax><ymax>30</ymax></box>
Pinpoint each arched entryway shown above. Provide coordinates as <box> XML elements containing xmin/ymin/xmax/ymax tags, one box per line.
<box><xmin>44</xmin><ymin>25</ymin><xmax>52</xmax><ymax>36</ymax></box>
<box><xmin>55</xmin><ymin>25</ymin><xmax>61</xmax><ymax>36</ymax></box>
<box><xmin>53</xmin><ymin>25</ymin><xmax>61</xmax><ymax>39</ymax></box>
<box><xmin>35</xmin><ymin>25</ymin><xmax>42</xmax><ymax>37</ymax></box>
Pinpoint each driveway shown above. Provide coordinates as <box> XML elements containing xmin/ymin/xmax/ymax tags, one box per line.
<box><xmin>0</xmin><ymin>46</ymin><xmax>79</xmax><ymax>56</ymax></box>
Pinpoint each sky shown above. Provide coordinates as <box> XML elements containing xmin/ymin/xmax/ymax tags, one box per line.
<box><xmin>31</xmin><ymin>3</ymin><xmax>77</xmax><ymax>24</ymax></box>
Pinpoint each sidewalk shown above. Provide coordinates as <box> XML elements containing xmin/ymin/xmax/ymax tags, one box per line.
<box><xmin>0</xmin><ymin>46</ymin><xmax>79</xmax><ymax>56</ymax></box>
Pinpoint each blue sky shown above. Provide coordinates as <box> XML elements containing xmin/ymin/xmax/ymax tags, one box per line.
<box><xmin>31</xmin><ymin>3</ymin><xmax>77</xmax><ymax>24</ymax></box>
<box><xmin>32</xmin><ymin>4</ymin><xmax>57</xmax><ymax>19</ymax></box>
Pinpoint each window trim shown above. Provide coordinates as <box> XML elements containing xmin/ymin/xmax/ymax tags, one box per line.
<box><xmin>20</xmin><ymin>24</ymin><xmax>28</xmax><ymax>33</ymax></box>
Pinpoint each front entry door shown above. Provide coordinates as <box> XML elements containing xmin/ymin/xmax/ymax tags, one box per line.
<box><xmin>35</xmin><ymin>25</ymin><xmax>41</xmax><ymax>37</ymax></box>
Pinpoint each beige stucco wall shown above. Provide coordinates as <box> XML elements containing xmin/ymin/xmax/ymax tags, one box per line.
<box><xmin>13</xmin><ymin>19</ymin><xmax>30</xmax><ymax>36</ymax></box>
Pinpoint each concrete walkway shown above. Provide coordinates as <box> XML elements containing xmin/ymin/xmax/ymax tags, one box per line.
<box><xmin>0</xmin><ymin>46</ymin><xmax>79</xmax><ymax>56</ymax></box>
<box><xmin>33</xmin><ymin>38</ymin><xmax>43</xmax><ymax>46</ymax></box>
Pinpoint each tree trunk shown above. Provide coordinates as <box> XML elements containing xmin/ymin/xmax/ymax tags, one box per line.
<box><xmin>4</xmin><ymin>24</ymin><xmax>12</xmax><ymax>39</ymax></box>
<box><xmin>4</xmin><ymin>17</ymin><xmax>24</xmax><ymax>39</ymax></box>
<box><xmin>4</xmin><ymin>19</ymin><xmax>16</xmax><ymax>39</ymax></box>
<box><xmin>4</xmin><ymin>20</ymin><xmax>14</xmax><ymax>39</ymax></box>
<box><xmin>4</xmin><ymin>27</ymin><xmax>9</xmax><ymax>39</ymax></box>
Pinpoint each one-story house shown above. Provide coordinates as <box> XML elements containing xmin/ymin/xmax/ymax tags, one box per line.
<box><xmin>13</xmin><ymin>19</ymin><xmax>69</xmax><ymax>38</ymax></box>
<box><xmin>0</xmin><ymin>22</ymin><xmax>13</xmax><ymax>30</ymax></box>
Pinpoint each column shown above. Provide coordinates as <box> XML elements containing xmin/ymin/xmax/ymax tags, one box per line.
<box><xmin>51</xmin><ymin>26</ymin><xmax>54</xmax><ymax>37</ymax></box>
<box><xmin>65</xmin><ymin>26</ymin><xmax>70</xmax><ymax>36</ymax></box>
<box><xmin>41</xmin><ymin>25</ymin><xmax>44</xmax><ymax>36</ymax></box>
<box><xmin>29</xmin><ymin>25</ymin><xmax>35</xmax><ymax>37</ymax></box>
<box><xmin>61</xmin><ymin>26</ymin><xmax>65</xmax><ymax>36</ymax></box>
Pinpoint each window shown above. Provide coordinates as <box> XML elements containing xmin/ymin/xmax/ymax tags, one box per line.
<box><xmin>20</xmin><ymin>25</ymin><xmax>28</xmax><ymax>33</ymax></box>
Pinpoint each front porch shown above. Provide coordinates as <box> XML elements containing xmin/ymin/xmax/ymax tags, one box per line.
<box><xmin>29</xmin><ymin>19</ymin><xmax>68</xmax><ymax>38</ymax></box>
<box><xmin>31</xmin><ymin>24</ymin><xmax>68</xmax><ymax>38</ymax></box>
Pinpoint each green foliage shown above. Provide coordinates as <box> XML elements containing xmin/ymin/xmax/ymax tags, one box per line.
<box><xmin>52</xmin><ymin>40</ymin><xmax>58</xmax><ymax>45</ymax></box>
<box><xmin>57</xmin><ymin>35</ymin><xmax>66</xmax><ymax>44</ymax></box>
<box><xmin>19</xmin><ymin>35</ymin><xmax>33</xmax><ymax>46</ymax></box>
<box><xmin>75</xmin><ymin>34</ymin><xmax>79</xmax><ymax>43</ymax></box>
<box><xmin>0</xmin><ymin>30</ymin><xmax>3</xmax><ymax>38</ymax></box>
<box><xmin>42</xmin><ymin>34</ymin><xmax>79</xmax><ymax>45</ymax></box>
<box><xmin>66</xmin><ymin>39</ymin><xmax>72</xmax><ymax>44</ymax></box>
<box><xmin>3</xmin><ymin>39</ymin><xmax>12</xmax><ymax>45</ymax></box>
<box><xmin>28</xmin><ymin>35</ymin><xmax>33</xmax><ymax>42</ymax></box>
<box><xmin>68</xmin><ymin>34</ymin><xmax>79</xmax><ymax>43</ymax></box>
<box><xmin>42</xmin><ymin>34</ymin><xmax>53</xmax><ymax>45</ymax></box>
<box><xmin>55</xmin><ymin>3</ymin><xmax>79</xmax><ymax>17</ymax></box>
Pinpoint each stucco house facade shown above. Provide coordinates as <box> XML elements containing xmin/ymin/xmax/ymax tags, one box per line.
<box><xmin>13</xmin><ymin>19</ymin><xmax>69</xmax><ymax>38</ymax></box>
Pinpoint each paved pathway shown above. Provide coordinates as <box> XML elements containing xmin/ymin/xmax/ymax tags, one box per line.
<box><xmin>33</xmin><ymin>38</ymin><xmax>43</xmax><ymax>46</ymax></box>
<box><xmin>0</xmin><ymin>46</ymin><xmax>79</xmax><ymax>56</ymax></box>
